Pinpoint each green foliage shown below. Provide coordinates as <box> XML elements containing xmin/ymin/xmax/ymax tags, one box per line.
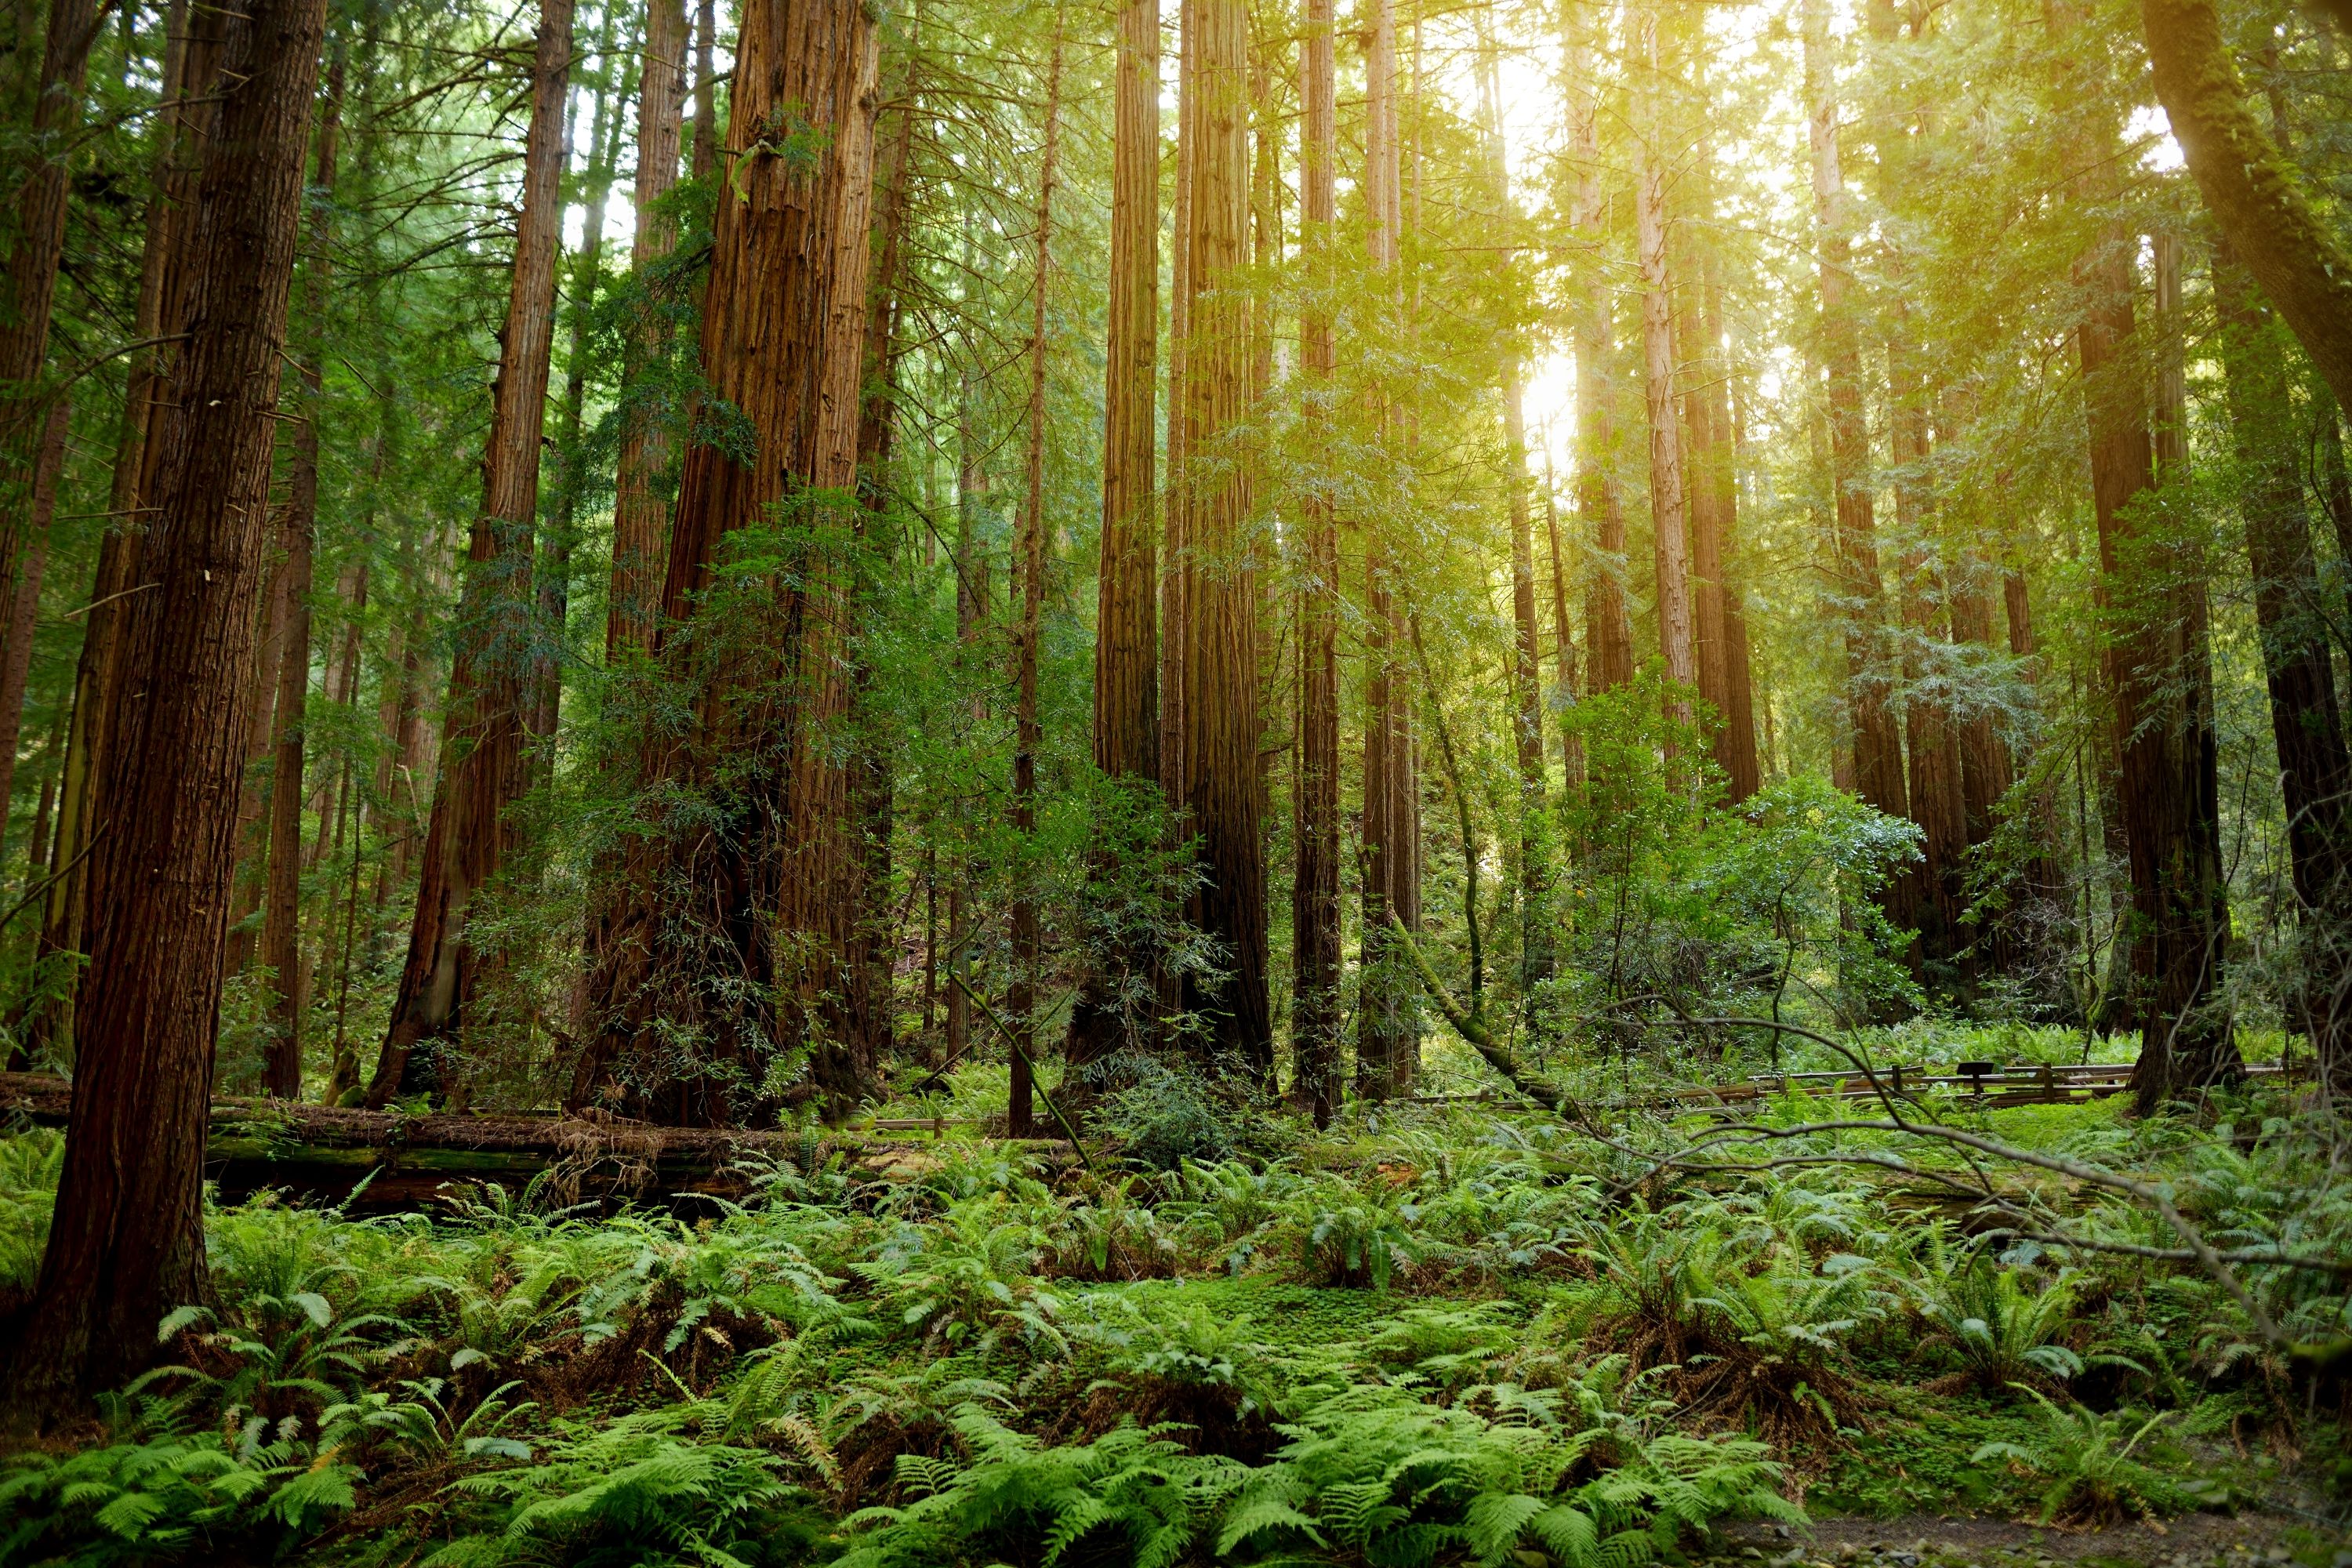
<box><xmin>1969</xmin><ymin>1390</ymin><xmax>2195</xmax><ymax>1527</ymax></box>
<box><xmin>1907</xmin><ymin>1235</ymin><xmax>2085</xmax><ymax>1392</ymax></box>
<box><xmin>0</xmin><ymin>1421</ymin><xmax>360</xmax><ymax>1566</ymax></box>
<box><xmin>0</xmin><ymin>1128</ymin><xmax>62</xmax><ymax>1294</ymax></box>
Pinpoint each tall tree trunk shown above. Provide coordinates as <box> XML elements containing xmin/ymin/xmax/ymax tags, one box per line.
<box><xmin>1632</xmin><ymin>5</ymin><xmax>1693</xmax><ymax>739</ymax></box>
<box><xmin>0</xmin><ymin>395</ymin><xmax>67</xmax><ymax>858</ymax></box>
<box><xmin>1542</xmin><ymin>466</ymin><xmax>1583</xmax><ymax>783</ymax></box>
<box><xmin>24</xmin><ymin>0</ymin><xmax>209</xmax><ymax>1058</ymax></box>
<box><xmin>608</xmin><ymin>0</ymin><xmax>688</xmax><ymax>658</ymax></box>
<box><xmin>1887</xmin><ymin>336</ymin><xmax>1965</xmax><ymax>978</ymax></box>
<box><xmin>1073</xmin><ymin>0</ymin><xmax>1161</xmax><ymax>1071</ymax></box>
<box><xmin>1686</xmin><ymin>262</ymin><xmax>1759</xmax><ymax>799</ymax></box>
<box><xmin>568</xmin><ymin>0</ymin><xmax>881</xmax><ymax>1123</ymax></box>
<box><xmin>1358</xmin><ymin>0</ymin><xmax>1414</xmax><ymax>1098</ymax></box>
<box><xmin>10</xmin><ymin>0</ymin><xmax>327</xmax><ymax>1403</ymax></box>
<box><xmin>2214</xmin><ymin>245</ymin><xmax>2352</xmax><ymax>1091</ymax></box>
<box><xmin>1159</xmin><ymin>0</ymin><xmax>1194</xmax><ymax>843</ymax></box>
<box><xmin>1180</xmin><ymin>0</ymin><xmax>1269</xmax><ymax>1073</ymax></box>
<box><xmin>1802</xmin><ymin>0</ymin><xmax>1904</xmax><ymax>827</ymax></box>
<box><xmin>689</xmin><ymin>0</ymin><xmax>717</xmax><ymax>181</ymax></box>
<box><xmin>260</xmin><ymin>49</ymin><xmax>347</xmax><ymax>1101</ymax></box>
<box><xmin>2074</xmin><ymin>224</ymin><xmax>2237</xmax><ymax>1104</ymax></box>
<box><xmin>1566</xmin><ymin>6</ymin><xmax>1629</xmax><ymax>696</ymax></box>
<box><xmin>1008</xmin><ymin>18</ymin><xmax>1063</xmax><ymax>1138</ymax></box>
<box><xmin>368</xmin><ymin>0</ymin><xmax>573</xmax><ymax>1105</ymax></box>
<box><xmin>2141</xmin><ymin>0</ymin><xmax>2352</xmax><ymax>418</ymax></box>
<box><xmin>0</xmin><ymin>0</ymin><xmax>99</xmax><ymax>528</ymax></box>
<box><xmin>539</xmin><ymin>63</ymin><xmax>627</xmax><ymax>747</ymax></box>
<box><xmin>1290</xmin><ymin>0</ymin><xmax>1339</xmax><ymax>1120</ymax></box>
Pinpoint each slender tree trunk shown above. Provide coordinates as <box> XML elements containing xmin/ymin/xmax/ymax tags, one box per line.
<box><xmin>568</xmin><ymin>0</ymin><xmax>881</xmax><ymax>1122</ymax></box>
<box><xmin>1803</xmin><ymin>0</ymin><xmax>1904</xmax><ymax>827</ymax></box>
<box><xmin>1290</xmin><ymin>0</ymin><xmax>1338</xmax><ymax>1121</ymax></box>
<box><xmin>1008</xmin><ymin>18</ymin><xmax>1063</xmax><ymax>1138</ymax></box>
<box><xmin>2214</xmin><ymin>245</ymin><xmax>2352</xmax><ymax>1090</ymax></box>
<box><xmin>0</xmin><ymin>0</ymin><xmax>99</xmax><ymax>521</ymax></box>
<box><xmin>539</xmin><ymin>64</ymin><xmax>627</xmax><ymax>747</ymax></box>
<box><xmin>258</xmin><ymin>45</ymin><xmax>346</xmax><ymax>1102</ymax></box>
<box><xmin>1686</xmin><ymin>262</ymin><xmax>1759</xmax><ymax>799</ymax></box>
<box><xmin>10</xmin><ymin>0</ymin><xmax>328</xmax><ymax>1403</ymax></box>
<box><xmin>1542</xmin><ymin>466</ymin><xmax>1583</xmax><ymax>784</ymax></box>
<box><xmin>689</xmin><ymin>0</ymin><xmax>716</xmax><ymax>181</ymax></box>
<box><xmin>1632</xmin><ymin>6</ymin><xmax>1693</xmax><ymax>740</ymax></box>
<box><xmin>1181</xmin><ymin>0</ymin><xmax>1269</xmax><ymax>1073</ymax></box>
<box><xmin>1160</xmin><ymin>0</ymin><xmax>1194</xmax><ymax>847</ymax></box>
<box><xmin>368</xmin><ymin>0</ymin><xmax>573</xmax><ymax>1105</ymax></box>
<box><xmin>1887</xmin><ymin>336</ymin><xmax>1965</xmax><ymax>978</ymax></box>
<box><xmin>25</xmin><ymin>0</ymin><xmax>208</xmax><ymax>1057</ymax></box>
<box><xmin>1358</xmin><ymin>0</ymin><xmax>1414</xmax><ymax>1098</ymax></box>
<box><xmin>1073</xmin><ymin>0</ymin><xmax>1161</xmax><ymax>1070</ymax></box>
<box><xmin>608</xmin><ymin>0</ymin><xmax>688</xmax><ymax>658</ymax></box>
<box><xmin>1565</xmin><ymin>9</ymin><xmax>1628</xmax><ymax>697</ymax></box>
<box><xmin>0</xmin><ymin>395</ymin><xmax>67</xmax><ymax>854</ymax></box>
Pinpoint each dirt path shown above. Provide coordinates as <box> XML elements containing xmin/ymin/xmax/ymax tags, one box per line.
<box><xmin>1711</xmin><ymin>1508</ymin><xmax>2346</xmax><ymax>1568</ymax></box>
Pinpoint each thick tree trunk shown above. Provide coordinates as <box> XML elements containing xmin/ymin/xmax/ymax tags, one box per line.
<box><xmin>2074</xmin><ymin>234</ymin><xmax>2238</xmax><ymax>1106</ymax></box>
<box><xmin>1289</xmin><ymin>0</ymin><xmax>1338</xmax><ymax>1122</ymax></box>
<box><xmin>1803</xmin><ymin>0</ymin><xmax>1904</xmax><ymax>826</ymax></box>
<box><xmin>260</xmin><ymin>51</ymin><xmax>345</xmax><ymax>1102</ymax></box>
<box><xmin>1888</xmin><ymin>343</ymin><xmax>1966</xmax><ymax>979</ymax></box>
<box><xmin>568</xmin><ymin>0</ymin><xmax>882</xmax><ymax>1123</ymax></box>
<box><xmin>2142</xmin><ymin>0</ymin><xmax>2352</xmax><ymax>419</ymax></box>
<box><xmin>1632</xmin><ymin>7</ymin><xmax>1693</xmax><ymax>739</ymax></box>
<box><xmin>1073</xmin><ymin>0</ymin><xmax>1161</xmax><ymax>1072</ymax></box>
<box><xmin>1566</xmin><ymin>8</ymin><xmax>1630</xmax><ymax>695</ymax></box>
<box><xmin>608</xmin><ymin>0</ymin><xmax>688</xmax><ymax>658</ymax></box>
<box><xmin>1179</xmin><ymin>0</ymin><xmax>1269</xmax><ymax>1074</ymax></box>
<box><xmin>2213</xmin><ymin>248</ymin><xmax>2352</xmax><ymax>1089</ymax></box>
<box><xmin>1008</xmin><ymin>21</ymin><xmax>1063</xmax><ymax>1138</ymax></box>
<box><xmin>368</xmin><ymin>0</ymin><xmax>572</xmax><ymax>1106</ymax></box>
<box><xmin>9</xmin><ymin>0</ymin><xmax>327</xmax><ymax>1403</ymax></box>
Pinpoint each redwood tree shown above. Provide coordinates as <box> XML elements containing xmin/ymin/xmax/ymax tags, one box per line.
<box><xmin>367</xmin><ymin>0</ymin><xmax>573</xmax><ymax>1105</ymax></box>
<box><xmin>10</xmin><ymin>0</ymin><xmax>328</xmax><ymax>1400</ymax></box>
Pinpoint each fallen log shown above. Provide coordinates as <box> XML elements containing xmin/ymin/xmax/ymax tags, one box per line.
<box><xmin>0</xmin><ymin>1073</ymin><xmax>1073</xmax><ymax>1209</ymax></box>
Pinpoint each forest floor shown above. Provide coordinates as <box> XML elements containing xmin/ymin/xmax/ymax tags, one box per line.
<box><xmin>1</xmin><ymin>1030</ymin><xmax>2348</xmax><ymax>1566</ymax></box>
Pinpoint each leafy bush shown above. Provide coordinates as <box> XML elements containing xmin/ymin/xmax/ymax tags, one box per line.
<box><xmin>0</xmin><ymin>1127</ymin><xmax>62</xmax><ymax>1296</ymax></box>
<box><xmin>1909</xmin><ymin>1239</ymin><xmax>2084</xmax><ymax>1392</ymax></box>
<box><xmin>1970</xmin><ymin>1390</ymin><xmax>2194</xmax><ymax>1526</ymax></box>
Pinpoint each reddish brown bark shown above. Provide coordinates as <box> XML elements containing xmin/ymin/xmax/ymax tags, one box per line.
<box><xmin>1072</xmin><ymin>0</ymin><xmax>1161</xmax><ymax>1072</ymax></box>
<box><xmin>1179</xmin><ymin>0</ymin><xmax>1269</xmax><ymax>1074</ymax></box>
<box><xmin>1682</xmin><ymin>263</ymin><xmax>1759</xmax><ymax>800</ymax></box>
<box><xmin>1889</xmin><ymin>347</ymin><xmax>1966</xmax><ymax>977</ymax></box>
<box><xmin>569</xmin><ymin>0</ymin><xmax>882</xmax><ymax>1123</ymax></box>
<box><xmin>0</xmin><ymin>0</ymin><xmax>99</xmax><ymax>498</ymax></box>
<box><xmin>10</xmin><ymin>0</ymin><xmax>327</xmax><ymax>1403</ymax></box>
<box><xmin>2213</xmin><ymin>247</ymin><xmax>2352</xmax><ymax>1086</ymax></box>
<box><xmin>1803</xmin><ymin>0</ymin><xmax>1904</xmax><ymax>826</ymax></box>
<box><xmin>1566</xmin><ymin>8</ymin><xmax>1629</xmax><ymax>695</ymax></box>
<box><xmin>1632</xmin><ymin>7</ymin><xmax>1693</xmax><ymax>742</ymax></box>
<box><xmin>1290</xmin><ymin>0</ymin><xmax>1338</xmax><ymax>1120</ymax></box>
<box><xmin>608</xmin><ymin>0</ymin><xmax>689</xmax><ymax>658</ymax></box>
<box><xmin>1008</xmin><ymin>21</ymin><xmax>1064</xmax><ymax>1138</ymax></box>
<box><xmin>0</xmin><ymin>396</ymin><xmax>67</xmax><ymax>858</ymax></box>
<box><xmin>368</xmin><ymin>0</ymin><xmax>572</xmax><ymax>1105</ymax></box>
<box><xmin>260</xmin><ymin>52</ymin><xmax>346</xmax><ymax>1102</ymax></box>
<box><xmin>24</xmin><ymin>0</ymin><xmax>210</xmax><ymax>1058</ymax></box>
<box><xmin>2076</xmin><ymin>234</ymin><xmax>2237</xmax><ymax>1107</ymax></box>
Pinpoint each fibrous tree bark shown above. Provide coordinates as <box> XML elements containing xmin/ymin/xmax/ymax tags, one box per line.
<box><xmin>1289</xmin><ymin>0</ymin><xmax>1339</xmax><ymax>1122</ymax></box>
<box><xmin>1566</xmin><ymin>5</ymin><xmax>1630</xmax><ymax>696</ymax></box>
<box><xmin>1073</xmin><ymin>0</ymin><xmax>1162</xmax><ymax>1072</ymax></box>
<box><xmin>10</xmin><ymin>0</ymin><xmax>328</xmax><ymax>1402</ymax></box>
<box><xmin>1632</xmin><ymin>5</ymin><xmax>1694</xmax><ymax>740</ymax></box>
<box><xmin>24</xmin><ymin>0</ymin><xmax>209</xmax><ymax>1059</ymax></box>
<box><xmin>368</xmin><ymin>0</ymin><xmax>572</xmax><ymax>1105</ymax></box>
<box><xmin>1802</xmin><ymin>0</ymin><xmax>1905</xmax><ymax>826</ymax></box>
<box><xmin>2073</xmin><ymin>220</ymin><xmax>2236</xmax><ymax>1106</ymax></box>
<box><xmin>2214</xmin><ymin>245</ymin><xmax>2352</xmax><ymax>1090</ymax></box>
<box><xmin>261</xmin><ymin>46</ymin><xmax>348</xmax><ymax>1101</ymax></box>
<box><xmin>1179</xmin><ymin>0</ymin><xmax>1269</xmax><ymax>1073</ymax></box>
<box><xmin>1008</xmin><ymin>17</ymin><xmax>1064</xmax><ymax>1138</ymax></box>
<box><xmin>568</xmin><ymin>0</ymin><xmax>883</xmax><ymax>1123</ymax></box>
<box><xmin>607</xmin><ymin>0</ymin><xmax>688</xmax><ymax>657</ymax></box>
